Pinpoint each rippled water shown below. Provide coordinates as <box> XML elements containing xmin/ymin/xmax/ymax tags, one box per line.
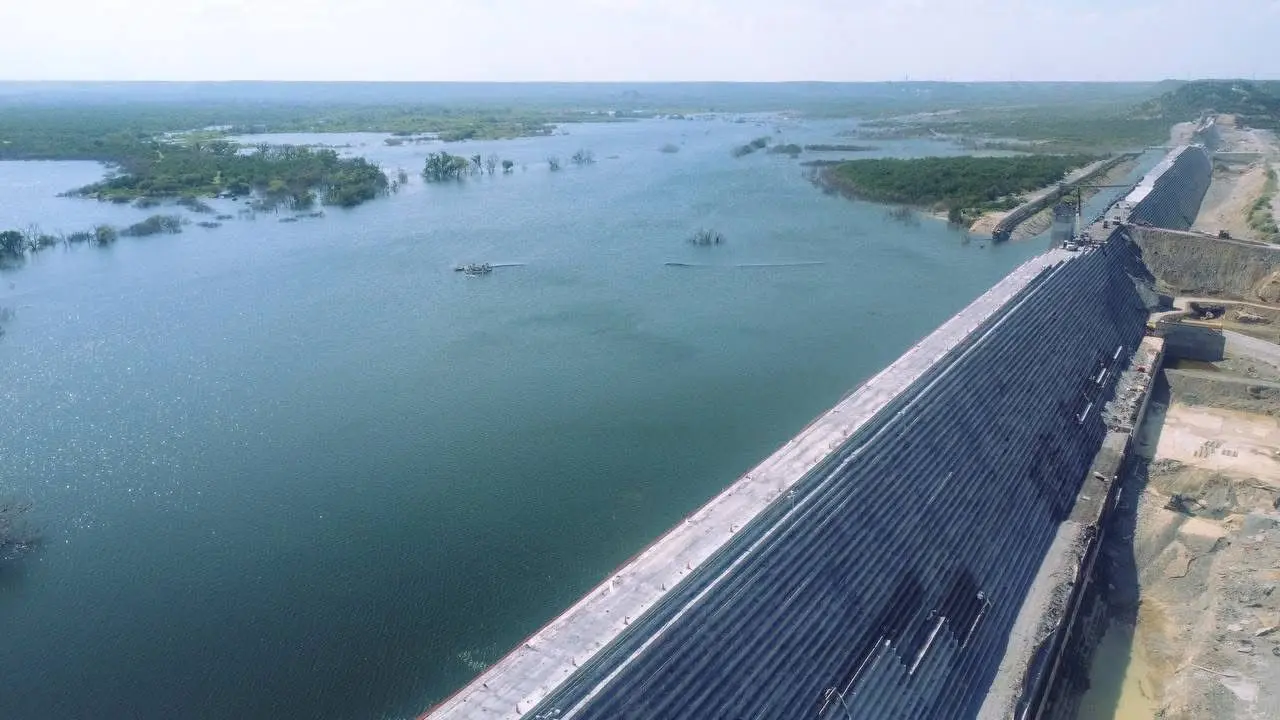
<box><xmin>0</xmin><ymin>118</ymin><xmax>1055</xmax><ymax>719</ymax></box>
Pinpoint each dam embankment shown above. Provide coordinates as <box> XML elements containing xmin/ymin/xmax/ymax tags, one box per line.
<box><xmin>427</xmin><ymin>143</ymin><xmax>1218</xmax><ymax>720</ymax></box>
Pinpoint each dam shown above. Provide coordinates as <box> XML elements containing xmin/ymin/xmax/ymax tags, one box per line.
<box><xmin>426</xmin><ymin>147</ymin><xmax>1211</xmax><ymax>720</ymax></box>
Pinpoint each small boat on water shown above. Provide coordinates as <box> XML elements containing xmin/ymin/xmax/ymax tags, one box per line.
<box><xmin>454</xmin><ymin>262</ymin><xmax>494</xmax><ymax>276</ymax></box>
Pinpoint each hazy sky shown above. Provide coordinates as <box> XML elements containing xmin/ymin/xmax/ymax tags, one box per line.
<box><xmin>1</xmin><ymin>0</ymin><xmax>1277</xmax><ymax>82</ymax></box>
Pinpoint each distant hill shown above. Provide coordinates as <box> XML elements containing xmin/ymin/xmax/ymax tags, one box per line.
<box><xmin>1133</xmin><ymin>80</ymin><xmax>1280</xmax><ymax>129</ymax></box>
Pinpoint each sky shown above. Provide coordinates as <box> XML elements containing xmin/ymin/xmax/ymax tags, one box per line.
<box><xmin>0</xmin><ymin>0</ymin><xmax>1277</xmax><ymax>82</ymax></box>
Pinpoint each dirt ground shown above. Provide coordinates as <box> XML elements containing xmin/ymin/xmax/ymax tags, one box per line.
<box><xmin>1272</xmin><ymin>163</ymin><xmax>1280</xmax><ymax>233</ymax></box>
<box><xmin>1192</xmin><ymin>162</ymin><xmax>1268</xmax><ymax>241</ymax></box>
<box><xmin>1087</xmin><ymin>354</ymin><xmax>1280</xmax><ymax>720</ymax></box>
<box><xmin>1170</xmin><ymin>121</ymin><xmax>1200</xmax><ymax>147</ymax></box>
<box><xmin>1175</xmin><ymin>300</ymin><xmax>1280</xmax><ymax>344</ymax></box>
<box><xmin>1190</xmin><ymin>115</ymin><xmax>1279</xmax><ymax>243</ymax></box>
<box><xmin>1212</xmin><ymin>115</ymin><xmax>1278</xmax><ymax>156</ymax></box>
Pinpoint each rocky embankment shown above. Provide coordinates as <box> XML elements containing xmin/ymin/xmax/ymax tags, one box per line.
<box><xmin>1130</xmin><ymin>227</ymin><xmax>1280</xmax><ymax>303</ymax></box>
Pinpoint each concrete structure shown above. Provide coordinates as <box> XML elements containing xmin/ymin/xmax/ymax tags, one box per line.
<box><xmin>990</xmin><ymin>154</ymin><xmax>1135</xmax><ymax>242</ymax></box>
<box><xmin>1116</xmin><ymin>146</ymin><xmax>1212</xmax><ymax>230</ymax></box>
<box><xmin>425</xmin><ymin>136</ymin><xmax>1215</xmax><ymax>720</ymax></box>
<box><xmin>989</xmin><ymin>335</ymin><xmax>1166</xmax><ymax>720</ymax></box>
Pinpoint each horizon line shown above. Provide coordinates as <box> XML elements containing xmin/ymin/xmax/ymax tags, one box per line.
<box><xmin>0</xmin><ymin>78</ymin><xmax>1245</xmax><ymax>85</ymax></box>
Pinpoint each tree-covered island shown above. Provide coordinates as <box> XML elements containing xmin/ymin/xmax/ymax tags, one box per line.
<box><xmin>0</xmin><ymin>106</ymin><xmax>397</xmax><ymax>209</ymax></box>
<box><xmin>73</xmin><ymin>141</ymin><xmax>389</xmax><ymax>208</ymax></box>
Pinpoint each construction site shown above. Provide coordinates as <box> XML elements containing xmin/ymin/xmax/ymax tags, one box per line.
<box><xmin>1049</xmin><ymin>116</ymin><xmax>1280</xmax><ymax>720</ymax></box>
<box><xmin>425</xmin><ymin>114</ymin><xmax>1280</xmax><ymax>720</ymax></box>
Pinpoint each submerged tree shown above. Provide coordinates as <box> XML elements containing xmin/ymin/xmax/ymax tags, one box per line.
<box><xmin>94</xmin><ymin>225</ymin><xmax>119</xmax><ymax>246</ymax></box>
<box><xmin>547</xmin><ymin>156</ymin><xmax>561</xmax><ymax>171</ymax></box>
<box><xmin>0</xmin><ymin>499</ymin><xmax>38</xmax><ymax>561</ymax></box>
<box><xmin>485</xmin><ymin>154</ymin><xmax>499</xmax><ymax>176</ymax></box>
<box><xmin>571</xmin><ymin>149</ymin><xmax>596</xmax><ymax>166</ymax></box>
<box><xmin>422</xmin><ymin>151</ymin><xmax>470</xmax><ymax>182</ymax></box>
<box><xmin>689</xmin><ymin>228</ymin><xmax>725</xmax><ymax>246</ymax></box>
<box><xmin>501</xmin><ymin>159</ymin><xmax>515</xmax><ymax>174</ymax></box>
<box><xmin>121</xmin><ymin>214</ymin><xmax>185</xmax><ymax>237</ymax></box>
<box><xmin>0</xmin><ymin>230</ymin><xmax>24</xmax><ymax>258</ymax></box>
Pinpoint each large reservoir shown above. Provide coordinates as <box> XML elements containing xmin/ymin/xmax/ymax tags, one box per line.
<box><xmin>1</xmin><ymin>118</ymin><xmax>1065</xmax><ymax>718</ymax></box>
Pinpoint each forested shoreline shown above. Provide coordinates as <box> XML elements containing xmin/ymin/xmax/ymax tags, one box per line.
<box><xmin>818</xmin><ymin>154</ymin><xmax>1097</xmax><ymax>222</ymax></box>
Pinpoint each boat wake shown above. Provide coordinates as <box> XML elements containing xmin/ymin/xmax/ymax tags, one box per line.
<box><xmin>664</xmin><ymin>261</ymin><xmax>825</xmax><ymax>268</ymax></box>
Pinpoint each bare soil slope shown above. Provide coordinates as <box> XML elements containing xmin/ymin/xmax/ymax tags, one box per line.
<box><xmin>1192</xmin><ymin>162</ymin><xmax>1267</xmax><ymax>240</ymax></box>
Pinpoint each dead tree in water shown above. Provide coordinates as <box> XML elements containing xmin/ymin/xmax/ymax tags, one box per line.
<box><xmin>0</xmin><ymin>499</ymin><xmax>37</xmax><ymax>560</ymax></box>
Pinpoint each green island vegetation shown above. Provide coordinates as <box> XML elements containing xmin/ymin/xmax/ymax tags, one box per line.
<box><xmin>1248</xmin><ymin>166</ymin><xmax>1278</xmax><ymax>239</ymax></box>
<box><xmin>121</xmin><ymin>214</ymin><xmax>186</xmax><ymax>237</ymax></box>
<box><xmin>422</xmin><ymin>151</ymin><xmax>474</xmax><ymax>182</ymax></box>
<box><xmin>819</xmin><ymin>154</ymin><xmax>1097</xmax><ymax>224</ymax></box>
<box><xmin>732</xmin><ymin>136</ymin><xmax>772</xmax><ymax>157</ymax></box>
<box><xmin>768</xmin><ymin>143</ymin><xmax>803</xmax><ymax>156</ymax></box>
<box><xmin>73</xmin><ymin>141</ymin><xmax>388</xmax><ymax>209</ymax></box>
<box><xmin>0</xmin><ymin>101</ymin><xmax>628</xmax><ymax>212</ymax></box>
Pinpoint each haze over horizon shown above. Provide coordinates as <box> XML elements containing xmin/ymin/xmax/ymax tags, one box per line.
<box><xmin>1</xmin><ymin>0</ymin><xmax>1277</xmax><ymax>83</ymax></box>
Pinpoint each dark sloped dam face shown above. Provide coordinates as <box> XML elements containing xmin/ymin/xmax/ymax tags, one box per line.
<box><xmin>529</xmin><ymin>241</ymin><xmax>1149</xmax><ymax>720</ymax></box>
